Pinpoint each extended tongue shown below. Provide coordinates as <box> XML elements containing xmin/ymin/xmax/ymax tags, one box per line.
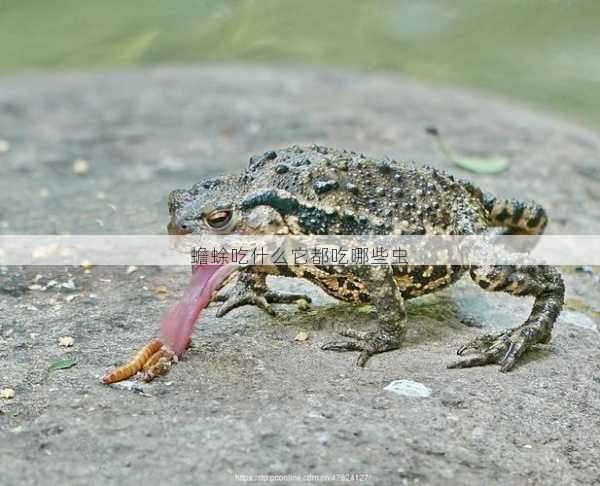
<box><xmin>159</xmin><ymin>264</ymin><xmax>236</xmax><ymax>355</ymax></box>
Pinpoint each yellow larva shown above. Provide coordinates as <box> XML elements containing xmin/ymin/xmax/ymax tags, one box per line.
<box><xmin>102</xmin><ymin>339</ymin><xmax>163</xmax><ymax>384</ymax></box>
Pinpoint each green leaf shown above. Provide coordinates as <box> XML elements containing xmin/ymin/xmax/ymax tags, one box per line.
<box><xmin>0</xmin><ymin>409</ymin><xmax>19</xmax><ymax>417</ymax></box>
<box><xmin>449</xmin><ymin>154</ymin><xmax>510</xmax><ymax>174</ymax></box>
<box><xmin>427</xmin><ymin>127</ymin><xmax>510</xmax><ymax>174</ymax></box>
<box><xmin>48</xmin><ymin>357</ymin><xmax>77</xmax><ymax>372</ymax></box>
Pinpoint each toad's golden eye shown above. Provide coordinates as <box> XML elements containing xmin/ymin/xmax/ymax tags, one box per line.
<box><xmin>206</xmin><ymin>210</ymin><xmax>233</xmax><ymax>229</ymax></box>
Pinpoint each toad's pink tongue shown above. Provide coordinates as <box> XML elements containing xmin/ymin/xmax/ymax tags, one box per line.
<box><xmin>159</xmin><ymin>264</ymin><xmax>236</xmax><ymax>355</ymax></box>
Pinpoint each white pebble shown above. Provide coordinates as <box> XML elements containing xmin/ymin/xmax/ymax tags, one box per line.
<box><xmin>0</xmin><ymin>140</ymin><xmax>10</xmax><ymax>154</ymax></box>
<box><xmin>58</xmin><ymin>336</ymin><xmax>75</xmax><ymax>347</ymax></box>
<box><xmin>384</xmin><ymin>379</ymin><xmax>432</xmax><ymax>398</ymax></box>
<box><xmin>72</xmin><ymin>159</ymin><xmax>91</xmax><ymax>175</ymax></box>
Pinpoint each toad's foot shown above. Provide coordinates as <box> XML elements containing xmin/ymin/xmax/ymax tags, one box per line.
<box><xmin>321</xmin><ymin>329</ymin><xmax>401</xmax><ymax>367</ymax></box>
<box><xmin>214</xmin><ymin>288</ymin><xmax>312</xmax><ymax>317</ymax></box>
<box><xmin>102</xmin><ymin>339</ymin><xmax>182</xmax><ymax>384</ymax></box>
<box><xmin>447</xmin><ymin>324</ymin><xmax>550</xmax><ymax>372</ymax></box>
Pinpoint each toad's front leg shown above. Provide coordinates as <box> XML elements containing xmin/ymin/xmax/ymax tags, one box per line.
<box><xmin>213</xmin><ymin>267</ymin><xmax>312</xmax><ymax>317</ymax></box>
<box><xmin>321</xmin><ymin>267</ymin><xmax>407</xmax><ymax>366</ymax></box>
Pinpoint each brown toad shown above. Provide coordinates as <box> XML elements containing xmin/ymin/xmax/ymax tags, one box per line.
<box><xmin>105</xmin><ymin>145</ymin><xmax>564</xmax><ymax>382</ymax></box>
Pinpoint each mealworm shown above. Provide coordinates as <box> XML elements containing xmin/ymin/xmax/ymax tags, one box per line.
<box><xmin>142</xmin><ymin>348</ymin><xmax>165</xmax><ymax>372</ymax></box>
<box><xmin>102</xmin><ymin>339</ymin><xmax>163</xmax><ymax>384</ymax></box>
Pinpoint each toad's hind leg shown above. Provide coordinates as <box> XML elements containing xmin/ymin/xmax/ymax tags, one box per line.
<box><xmin>483</xmin><ymin>196</ymin><xmax>547</xmax><ymax>235</ymax></box>
<box><xmin>449</xmin><ymin>264</ymin><xmax>564</xmax><ymax>372</ymax></box>
<box><xmin>321</xmin><ymin>267</ymin><xmax>407</xmax><ymax>367</ymax></box>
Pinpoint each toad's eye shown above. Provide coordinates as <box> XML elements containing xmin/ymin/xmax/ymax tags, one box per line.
<box><xmin>206</xmin><ymin>209</ymin><xmax>233</xmax><ymax>229</ymax></box>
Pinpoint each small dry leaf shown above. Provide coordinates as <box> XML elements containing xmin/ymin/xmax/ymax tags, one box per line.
<box><xmin>0</xmin><ymin>388</ymin><xmax>15</xmax><ymax>399</ymax></box>
<box><xmin>80</xmin><ymin>260</ymin><xmax>93</xmax><ymax>271</ymax></box>
<box><xmin>154</xmin><ymin>286</ymin><xmax>168</xmax><ymax>294</ymax></box>
<box><xmin>58</xmin><ymin>336</ymin><xmax>75</xmax><ymax>347</ymax></box>
<box><xmin>32</xmin><ymin>243</ymin><xmax>59</xmax><ymax>260</ymax></box>
<box><xmin>294</xmin><ymin>331</ymin><xmax>310</xmax><ymax>342</ymax></box>
<box><xmin>72</xmin><ymin>159</ymin><xmax>91</xmax><ymax>175</ymax></box>
<box><xmin>0</xmin><ymin>140</ymin><xmax>10</xmax><ymax>154</ymax></box>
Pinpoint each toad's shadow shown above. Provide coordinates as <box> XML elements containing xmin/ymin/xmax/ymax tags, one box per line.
<box><xmin>268</xmin><ymin>277</ymin><xmax>539</xmax><ymax>349</ymax></box>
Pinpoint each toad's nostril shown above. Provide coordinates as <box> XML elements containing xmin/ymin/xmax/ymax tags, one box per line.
<box><xmin>168</xmin><ymin>216</ymin><xmax>192</xmax><ymax>235</ymax></box>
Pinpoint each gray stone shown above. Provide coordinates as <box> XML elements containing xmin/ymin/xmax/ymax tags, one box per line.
<box><xmin>0</xmin><ymin>64</ymin><xmax>599</xmax><ymax>486</ymax></box>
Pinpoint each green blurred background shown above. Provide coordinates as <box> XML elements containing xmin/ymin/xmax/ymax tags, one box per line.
<box><xmin>1</xmin><ymin>0</ymin><xmax>599</xmax><ymax>129</ymax></box>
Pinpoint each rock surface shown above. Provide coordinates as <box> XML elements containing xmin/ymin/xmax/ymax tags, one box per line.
<box><xmin>1</xmin><ymin>64</ymin><xmax>599</xmax><ymax>485</ymax></box>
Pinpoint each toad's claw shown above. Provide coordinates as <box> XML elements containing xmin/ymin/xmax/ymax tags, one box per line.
<box><xmin>321</xmin><ymin>329</ymin><xmax>401</xmax><ymax>367</ymax></box>
<box><xmin>216</xmin><ymin>292</ymin><xmax>276</xmax><ymax>317</ymax></box>
<box><xmin>215</xmin><ymin>289</ymin><xmax>312</xmax><ymax>318</ymax></box>
<box><xmin>448</xmin><ymin>324</ymin><xmax>544</xmax><ymax>372</ymax></box>
<box><xmin>455</xmin><ymin>333</ymin><xmax>499</xmax><ymax>356</ymax></box>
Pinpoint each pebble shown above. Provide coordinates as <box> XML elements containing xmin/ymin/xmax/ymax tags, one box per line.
<box><xmin>0</xmin><ymin>388</ymin><xmax>15</xmax><ymax>399</ymax></box>
<box><xmin>58</xmin><ymin>336</ymin><xmax>75</xmax><ymax>347</ymax></box>
<box><xmin>72</xmin><ymin>159</ymin><xmax>91</xmax><ymax>175</ymax></box>
<box><xmin>318</xmin><ymin>432</ymin><xmax>331</xmax><ymax>446</ymax></box>
<box><xmin>384</xmin><ymin>380</ymin><xmax>432</xmax><ymax>398</ymax></box>
<box><xmin>294</xmin><ymin>331</ymin><xmax>310</xmax><ymax>341</ymax></box>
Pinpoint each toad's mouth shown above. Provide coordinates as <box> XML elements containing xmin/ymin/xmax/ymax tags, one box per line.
<box><xmin>159</xmin><ymin>264</ymin><xmax>237</xmax><ymax>355</ymax></box>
